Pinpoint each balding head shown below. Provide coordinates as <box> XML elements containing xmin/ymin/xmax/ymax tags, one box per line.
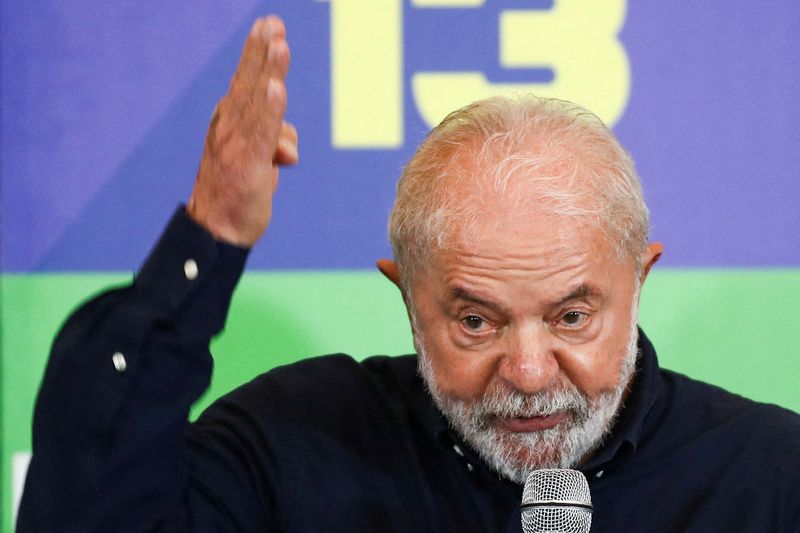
<box><xmin>388</xmin><ymin>95</ymin><xmax>650</xmax><ymax>290</ymax></box>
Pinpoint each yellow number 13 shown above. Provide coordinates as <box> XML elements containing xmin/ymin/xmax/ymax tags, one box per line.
<box><xmin>330</xmin><ymin>0</ymin><xmax>630</xmax><ymax>149</ymax></box>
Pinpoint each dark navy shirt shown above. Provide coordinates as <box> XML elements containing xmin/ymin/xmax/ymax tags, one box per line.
<box><xmin>19</xmin><ymin>209</ymin><xmax>800</xmax><ymax>532</ymax></box>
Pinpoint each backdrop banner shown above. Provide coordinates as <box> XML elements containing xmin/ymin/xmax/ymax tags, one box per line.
<box><xmin>2</xmin><ymin>1</ymin><xmax>799</xmax><ymax>530</ymax></box>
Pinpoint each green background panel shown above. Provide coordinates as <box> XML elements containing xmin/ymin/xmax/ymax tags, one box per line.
<box><xmin>2</xmin><ymin>270</ymin><xmax>799</xmax><ymax>531</ymax></box>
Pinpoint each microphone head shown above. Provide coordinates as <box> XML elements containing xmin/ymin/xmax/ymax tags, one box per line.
<box><xmin>521</xmin><ymin>469</ymin><xmax>593</xmax><ymax>533</ymax></box>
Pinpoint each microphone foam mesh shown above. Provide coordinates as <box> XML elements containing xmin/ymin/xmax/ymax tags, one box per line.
<box><xmin>521</xmin><ymin>469</ymin><xmax>592</xmax><ymax>533</ymax></box>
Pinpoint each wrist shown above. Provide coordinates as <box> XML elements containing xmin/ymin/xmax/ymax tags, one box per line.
<box><xmin>186</xmin><ymin>195</ymin><xmax>258</xmax><ymax>248</ymax></box>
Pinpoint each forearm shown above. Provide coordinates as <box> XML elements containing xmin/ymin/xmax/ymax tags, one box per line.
<box><xmin>18</xmin><ymin>208</ymin><xmax>250</xmax><ymax>532</ymax></box>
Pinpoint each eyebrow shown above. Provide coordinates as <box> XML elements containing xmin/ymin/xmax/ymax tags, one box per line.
<box><xmin>447</xmin><ymin>286</ymin><xmax>509</xmax><ymax>315</ymax></box>
<box><xmin>553</xmin><ymin>284</ymin><xmax>602</xmax><ymax>307</ymax></box>
<box><xmin>447</xmin><ymin>283</ymin><xmax>601</xmax><ymax>312</ymax></box>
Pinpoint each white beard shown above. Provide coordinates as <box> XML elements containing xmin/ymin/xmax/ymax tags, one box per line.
<box><xmin>416</xmin><ymin>323</ymin><xmax>640</xmax><ymax>484</ymax></box>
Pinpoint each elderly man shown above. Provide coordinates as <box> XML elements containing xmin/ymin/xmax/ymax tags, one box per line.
<box><xmin>18</xmin><ymin>15</ymin><xmax>799</xmax><ymax>533</ymax></box>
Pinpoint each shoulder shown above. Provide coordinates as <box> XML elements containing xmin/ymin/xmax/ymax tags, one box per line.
<box><xmin>189</xmin><ymin>354</ymin><xmax>427</xmax><ymax>484</ymax></box>
<box><xmin>257</xmin><ymin>353</ymin><xmax>418</xmax><ymax>399</ymax></box>
<box><xmin>661</xmin><ymin>371</ymin><xmax>800</xmax><ymax>524</ymax></box>
<box><xmin>663</xmin><ymin>368</ymin><xmax>799</xmax><ymax>423</ymax></box>
<box><xmin>658</xmin><ymin>368</ymin><xmax>800</xmax><ymax>457</ymax></box>
<box><xmin>197</xmin><ymin>353</ymin><xmax>421</xmax><ymax>424</ymax></box>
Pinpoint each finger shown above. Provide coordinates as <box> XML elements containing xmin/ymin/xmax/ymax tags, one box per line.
<box><xmin>250</xmin><ymin>18</ymin><xmax>289</xmax><ymax>106</ymax></box>
<box><xmin>265</xmin><ymin>15</ymin><xmax>290</xmax><ymax>80</ymax></box>
<box><xmin>264</xmin><ymin>14</ymin><xmax>286</xmax><ymax>40</ymax></box>
<box><xmin>266</xmin><ymin>35</ymin><xmax>290</xmax><ymax>82</ymax></box>
<box><xmin>274</xmin><ymin>121</ymin><xmax>299</xmax><ymax>165</ymax></box>
<box><xmin>241</xmin><ymin>20</ymin><xmax>290</xmax><ymax>148</ymax></box>
<box><xmin>254</xmin><ymin>77</ymin><xmax>288</xmax><ymax>152</ymax></box>
<box><xmin>250</xmin><ymin>35</ymin><xmax>289</xmax><ymax>128</ymax></box>
<box><xmin>242</xmin><ymin>17</ymin><xmax>288</xmax><ymax>98</ymax></box>
<box><xmin>232</xmin><ymin>18</ymin><xmax>271</xmax><ymax>92</ymax></box>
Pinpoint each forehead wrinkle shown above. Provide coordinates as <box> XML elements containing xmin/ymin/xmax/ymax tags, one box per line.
<box><xmin>447</xmin><ymin>196</ymin><xmax>606</xmax><ymax>257</ymax></box>
<box><xmin>441</xmin><ymin>244</ymin><xmax>596</xmax><ymax>281</ymax></box>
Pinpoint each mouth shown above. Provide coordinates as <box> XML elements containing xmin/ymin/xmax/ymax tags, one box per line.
<box><xmin>493</xmin><ymin>411</ymin><xmax>568</xmax><ymax>433</ymax></box>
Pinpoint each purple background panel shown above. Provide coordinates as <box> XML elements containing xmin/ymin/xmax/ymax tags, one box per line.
<box><xmin>619</xmin><ymin>2</ymin><xmax>800</xmax><ymax>267</ymax></box>
<box><xmin>2</xmin><ymin>0</ymin><xmax>262</xmax><ymax>271</ymax></box>
<box><xmin>2</xmin><ymin>1</ymin><xmax>799</xmax><ymax>272</ymax></box>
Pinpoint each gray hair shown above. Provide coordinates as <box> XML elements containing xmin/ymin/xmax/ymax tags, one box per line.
<box><xmin>388</xmin><ymin>94</ymin><xmax>649</xmax><ymax>288</ymax></box>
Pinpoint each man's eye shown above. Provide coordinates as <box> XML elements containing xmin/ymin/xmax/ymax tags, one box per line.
<box><xmin>560</xmin><ymin>311</ymin><xmax>589</xmax><ymax>327</ymax></box>
<box><xmin>462</xmin><ymin>315</ymin><xmax>487</xmax><ymax>331</ymax></box>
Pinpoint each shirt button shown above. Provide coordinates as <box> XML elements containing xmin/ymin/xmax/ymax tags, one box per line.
<box><xmin>595</xmin><ymin>470</ymin><xmax>604</xmax><ymax>479</ymax></box>
<box><xmin>112</xmin><ymin>352</ymin><xmax>127</xmax><ymax>372</ymax></box>
<box><xmin>452</xmin><ymin>444</ymin><xmax>465</xmax><ymax>457</ymax></box>
<box><xmin>183</xmin><ymin>259</ymin><xmax>199</xmax><ymax>281</ymax></box>
<box><xmin>466</xmin><ymin>463</ymin><xmax>474</xmax><ymax>472</ymax></box>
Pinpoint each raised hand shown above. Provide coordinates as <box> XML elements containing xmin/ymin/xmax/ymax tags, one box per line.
<box><xmin>188</xmin><ymin>15</ymin><xmax>298</xmax><ymax>247</ymax></box>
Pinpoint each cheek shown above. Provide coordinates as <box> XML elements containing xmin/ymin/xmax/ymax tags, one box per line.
<box><xmin>561</xmin><ymin>316</ymin><xmax>635</xmax><ymax>395</ymax></box>
<box><xmin>562</xmin><ymin>346</ymin><xmax>620</xmax><ymax>394</ymax></box>
<box><xmin>419</xmin><ymin>323</ymin><xmax>498</xmax><ymax>402</ymax></box>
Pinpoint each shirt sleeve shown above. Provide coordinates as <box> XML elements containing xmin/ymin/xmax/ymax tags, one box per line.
<box><xmin>17</xmin><ymin>207</ymin><xmax>261</xmax><ymax>533</ymax></box>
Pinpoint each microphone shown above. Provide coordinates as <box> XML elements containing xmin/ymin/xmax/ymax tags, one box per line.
<box><xmin>520</xmin><ymin>469</ymin><xmax>593</xmax><ymax>533</ymax></box>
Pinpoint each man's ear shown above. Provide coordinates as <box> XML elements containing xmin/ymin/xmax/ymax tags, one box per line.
<box><xmin>376</xmin><ymin>258</ymin><xmax>402</xmax><ymax>288</ymax></box>
<box><xmin>640</xmin><ymin>242</ymin><xmax>664</xmax><ymax>282</ymax></box>
<box><xmin>377</xmin><ymin>259</ymin><xmax>419</xmax><ymax>336</ymax></box>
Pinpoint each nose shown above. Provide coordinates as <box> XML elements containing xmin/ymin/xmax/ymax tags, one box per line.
<box><xmin>496</xmin><ymin>322</ymin><xmax>560</xmax><ymax>395</ymax></box>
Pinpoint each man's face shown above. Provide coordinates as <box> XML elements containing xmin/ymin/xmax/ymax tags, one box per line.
<box><xmin>406</xmin><ymin>196</ymin><xmax>654</xmax><ymax>484</ymax></box>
